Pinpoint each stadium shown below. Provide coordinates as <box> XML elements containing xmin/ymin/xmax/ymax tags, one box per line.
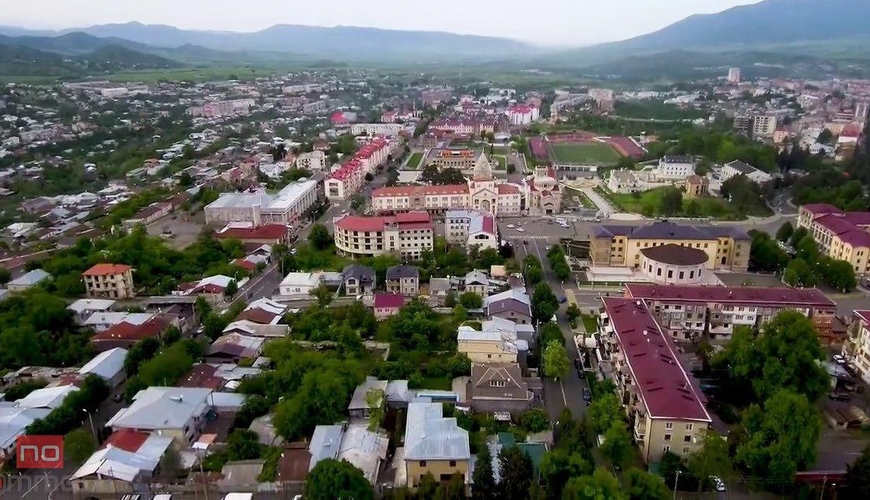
<box><xmin>529</xmin><ymin>132</ymin><xmax>646</xmax><ymax>167</ymax></box>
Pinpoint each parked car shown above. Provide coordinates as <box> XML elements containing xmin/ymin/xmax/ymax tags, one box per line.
<box><xmin>709</xmin><ymin>476</ymin><xmax>726</xmax><ymax>492</ymax></box>
<box><xmin>574</xmin><ymin>358</ymin><xmax>583</xmax><ymax>370</ymax></box>
<box><xmin>829</xmin><ymin>392</ymin><xmax>851</xmax><ymax>402</ymax></box>
<box><xmin>833</xmin><ymin>354</ymin><xmax>846</xmax><ymax>365</ymax></box>
<box><xmin>558</xmin><ymin>296</ymin><xmax>567</xmax><ymax>303</ymax></box>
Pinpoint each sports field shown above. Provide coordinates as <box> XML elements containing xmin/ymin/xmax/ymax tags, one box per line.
<box><xmin>550</xmin><ymin>142</ymin><xmax>622</xmax><ymax>165</ymax></box>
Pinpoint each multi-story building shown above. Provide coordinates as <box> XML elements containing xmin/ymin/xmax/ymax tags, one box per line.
<box><xmin>403</xmin><ymin>401</ymin><xmax>470</xmax><ymax>488</ymax></box>
<box><xmin>424</xmin><ymin>149</ymin><xmax>490</xmax><ymax>172</ymax></box>
<box><xmin>445</xmin><ymin>209</ymin><xmax>498</xmax><ymax>250</ymax></box>
<box><xmin>428</xmin><ymin>118</ymin><xmax>494</xmax><ymax>136</ymax></box>
<box><xmin>83</xmin><ymin>264</ymin><xmax>136</xmax><ymax>299</ymax></box>
<box><xmin>591</xmin><ymin>221</ymin><xmax>750</xmax><ymax>271</ymax></box>
<box><xmin>797</xmin><ymin>204</ymin><xmax>870</xmax><ymax>275</ymax></box>
<box><xmin>727</xmin><ymin>67</ymin><xmax>741</xmax><ymax>84</ymax></box>
<box><xmin>186</xmin><ymin>99</ymin><xmax>255</xmax><ymax>119</ymax></box>
<box><xmin>295</xmin><ymin>151</ymin><xmax>327</xmax><ymax>171</ymax></box>
<box><xmin>588</xmin><ymin>88</ymin><xmax>614</xmax><ymax>103</ymax></box>
<box><xmin>845</xmin><ymin>310</ymin><xmax>870</xmax><ymax>384</ymax></box>
<box><xmin>204</xmin><ymin>179</ymin><xmax>319</xmax><ymax>226</ymax></box>
<box><xmin>752</xmin><ymin>115</ymin><xmax>777</xmax><ymax>137</ymax></box>
<box><xmin>624</xmin><ymin>283</ymin><xmax>837</xmax><ymax>342</ymax></box>
<box><xmin>599</xmin><ymin>297</ymin><xmax>712</xmax><ymax>463</ymax></box>
<box><xmin>656</xmin><ymin>156</ymin><xmax>695</xmax><ymax>179</ymax></box>
<box><xmin>523</xmin><ymin>167</ymin><xmax>562</xmax><ymax>216</ymax></box>
<box><xmin>506</xmin><ymin>105</ymin><xmax>540</xmax><ymax>126</ymax></box>
<box><xmin>350</xmin><ymin>123</ymin><xmax>405</xmax><ymax>137</ymax></box>
<box><xmin>105</xmin><ymin>387</ymin><xmax>213</xmax><ymax>446</ymax></box>
<box><xmin>457</xmin><ymin>317</ymin><xmax>525</xmax><ymax>364</ymax></box>
<box><xmin>733</xmin><ymin>115</ymin><xmax>752</xmax><ymax>134</ymax></box>
<box><xmin>386</xmin><ymin>265</ymin><xmax>420</xmax><ymax>296</ymax></box>
<box><xmin>325</xmin><ymin>137</ymin><xmax>392</xmax><ymax>201</ymax></box>
<box><xmin>720</xmin><ymin>160</ymin><xmax>771</xmax><ymax>184</ymax></box>
<box><xmin>334</xmin><ymin>212</ymin><xmax>434</xmax><ymax>259</ymax></box>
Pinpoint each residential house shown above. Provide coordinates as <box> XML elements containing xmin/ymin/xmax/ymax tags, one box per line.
<box><xmin>6</xmin><ymin>269</ymin><xmax>52</xmax><ymax>292</ymax></box>
<box><xmin>463</xmin><ymin>270</ymin><xmax>490</xmax><ymax>297</ymax></box>
<box><xmin>684</xmin><ymin>175</ymin><xmax>709</xmax><ymax>198</ymax></box>
<box><xmin>720</xmin><ymin>160</ymin><xmax>771</xmax><ymax>185</ymax></box>
<box><xmin>106</xmin><ymin>387</ymin><xmax>213</xmax><ymax>446</ymax></box>
<box><xmin>83</xmin><ymin>312</ymin><xmax>154</xmax><ymax>333</ymax></box>
<box><xmin>177</xmin><ymin>274</ymin><xmax>239</xmax><ymax>302</ymax></box>
<box><xmin>308</xmin><ymin>424</ymin><xmax>389</xmax><ymax>485</ymax></box>
<box><xmin>78</xmin><ymin>347</ymin><xmax>128</xmax><ymax>387</ymax></box>
<box><xmin>16</xmin><ymin>385</ymin><xmax>80</xmax><ymax>410</ymax></box>
<box><xmin>348</xmin><ymin>377</ymin><xmax>389</xmax><ymax>420</ymax></box>
<box><xmin>484</xmin><ymin>289</ymin><xmax>532</xmax><ymax>325</ymax></box>
<box><xmin>342</xmin><ymin>264</ymin><xmax>376</xmax><ymax>296</ymax></box>
<box><xmin>0</xmin><ymin>406</ymin><xmax>52</xmax><ymax>458</ymax></box>
<box><xmin>467</xmin><ymin>363</ymin><xmax>533</xmax><ymax>415</ymax></box>
<box><xmin>206</xmin><ymin>333</ymin><xmax>265</xmax><ymax>364</ymax></box>
<box><xmin>222</xmin><ymin>319</ymin><xmax>290</xmax><ymax>338</ymax></box>
<box><xmin>235</xmin><ymin>298</ymin><xmax>287</xmax><ymax>325</ymax></box>
<box><xmin>67</xmin><ymin>298</ymin><xmax>116</xmax><ymax>325</ymax></box>
<box><xmin>598</xmin><ymin>298</ymin><xmax>712</xmax><ymax>463</ymax></box>
<box><xmin>90</xmin><ymin>316</ymin><xmax>171</xmax><ymax>351</ymax></box>
<box><xmin>374</xmin><ymin>293</ymin><xmax>405</xmax><ymax>320</ymax></box>
<box><xmin>404</xmin><ymin>400</ymin><xmax>471</xmax><ymax>488</ymax></box>
<box><xmin>386</xmin><ymin>265</ymin><xmax>419</xmax><ymax>296</ymax></box>
<box><xmin>70</xmin><ymin>430</ymin><xmax>174</xmax><ymax>495</ymax></box>
<box><xmin>82</xmin><ymin>263</ymin><xmax>135</xmax><ymax>299</ymax></box>
<box><xmin>279</xmin><ymin>272</ymin><xmax>323</xmax><ymax>296</ymax></box>
<box><xmin>845</xmin><ymin>310</ymin><xmax>870</xmax><ymax>385</ymax></box>
<box><xmin>457</xmin><ymin>317</ymin><xmax>530</xmax><ymax>364</ymax></box>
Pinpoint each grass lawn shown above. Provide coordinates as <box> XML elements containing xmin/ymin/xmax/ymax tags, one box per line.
<box><xmin>581</xmin><ymin>314</ymin><xmax>599</xmax><ymax>334</ymax></box>
<box><xmin>606</xmin><ymin>187</ymin><xmax>762</xmax><ymax>220</ymax></box>
<box><xmin>407</xmin><ymin>152</ymin><xmax>423</xmax><ymax>169</ymax></box>
<box><xmin>493</xmin><ymin>155</ymin><xmax>507</xmax><ymax>170</ymax></box>
<box><xmin>550</xmin><ymin>142</ymin><xmax>622</xmax><ymax>165</ymax></box>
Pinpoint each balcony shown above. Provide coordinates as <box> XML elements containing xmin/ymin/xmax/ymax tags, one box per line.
<box><xmin>634</xmin><ymin>419</ymin><xmax>646</xmax><ymax>441</ymax></box>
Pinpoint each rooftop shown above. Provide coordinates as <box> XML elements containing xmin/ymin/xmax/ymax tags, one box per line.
<box><xmin>602</xmin><ymin>297</ymin><xmax>711</xmax><ymax>422</ymax></box>
<box><xmin>83</xmin><ymin>263</ymin><xmax>132</xmax><ymax>276</ymax></box>
<box><xmin>595</xmin><ymin>221</ymin><xmax>750</xmax><ymax>241</ymax></box>
<box><xmin>640</xmin><ymin>244</ymin><xmax>709</xmax><ymax>266</ymax></box>
<box><xmin>374</xmin><ymin>293</ymin><xmax>406</xmax><ymax>309</ymax></box>
<box><xmin>335</xmin><ymin>212</ymin><xmax>433</xmax><ymax>233</ymax></box>
<box><xmin>215</xmin><ymin>224</ymin><xmax>288</xmax><ymax>241</ymax></box>
<box><xmin>106</xmin><ymin>386</ymin><xmax>212</xmax><ymax>430</ymax></box>
<box><xmin>404</xmin><ymin>400</ymin><xmax>470</xmax><ymax>461</ymax></box>
<box><xmin>78</xmin><ymin>347</ymin><xmax>128</xmax><ymax>380</ymax></box>
<box><xmin>625</xmin><ymin>284</ymin><xmax>836</xmax><ymax>308</ymax></box>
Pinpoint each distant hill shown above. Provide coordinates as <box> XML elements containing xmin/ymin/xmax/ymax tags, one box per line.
<box><xmin>81</xmin><ymin>45</ymin><xmax>182</xmax><ymax>71</ymax></box>
<box><xmin>0</xmin><ymin>42</ymin><xmax>73</xmax><ymax>77</ymax></box>
<box><xmin>0</xmin><ymin>21</ymin><xmax>537</xmax><ymax>61</ymax></box>
<box><xmin>0</xmin><ymin>40</ymin><xmax>182</xmax><ymax>78</ymax></box>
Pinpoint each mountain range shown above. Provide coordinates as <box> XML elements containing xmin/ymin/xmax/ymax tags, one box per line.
<box><xmin>0</xmin><ymin>0</ymin><xmax>869</xmax><ymax>76</ymax></box>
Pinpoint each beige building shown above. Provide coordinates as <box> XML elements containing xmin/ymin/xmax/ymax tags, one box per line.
<box><xmin>83</xmin><ymin>263</ymin><xmax>136</xmax><ymax>299</ymax></box>
<box><xmin>797</xmin><ymin>204</ymin><xmax>870</xmax><ymax>275</ymax></box>
<box><xmin>591</xmin><ymin>221</ymin><xmax>750</xmax><ymax>271</ymax></box>
<box><xmin>624</xmin><ymin>283</ymin><xmax>837</xmax><ymax>343</ymax></box>
<box><xmin>425</xmin><ymin>148</ymin><xmax>490</xmax><ymax>171</ymax></box>
<box><xmin>456</xmin><ymin>317</ymin><xmax>525</xmax><ymax>364</ymax></box>
<box><xmin>334</xmin><ymin>212</ymin><xmax>434</xmax><ymax>259</ymax></box>
<box><xmin>404</xmin><ymin>401</ymin><xmax>470</xmax><ymax>488</ymax></box>
<box><xmin>523</xmin><ymin>167</ymin><xmax>563</xmax><ymax>216</ymax></box>
<box><xmin>845</xmin><ymin>310</ymin><xmax>870</xmax><ymax>384</ymax></box>
<box><xmin>684</xmin><ymin>175</ymin><xmax>709</xmax><ymax>198</ymax></box>
<box><xmin>599</xmin><ymin>298</ymin><xmax>713</xmax><ymax>463</ymax></box>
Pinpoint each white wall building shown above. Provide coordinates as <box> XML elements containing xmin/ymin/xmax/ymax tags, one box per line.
<box><xmin>279</xmin><ymin>272</ymin><xmax>323</xmax><ymax>296</ymax></box>
<box><xmin>296</xmin><ymin>151</ymin><xmax>326</xmax><ymax>171</ymax></box>
<box><xmin>350</xmin><ymin>123</ymin><xmax>405</xmax><ymax>137</ymax></box>
<box><xmin>656</xmin><ymin>155</ymin><xmax>695</xmax><ymax>180</ymax></box>
<box><xmin>445</xmin><ymin>209</ymin><xmax>499</xmax><ymax>250</ymax></box>
<box><xmin>720</xmin><ymin>160</ymin><xmax>772</xmax><ymax>185</ymax></box>
<box><xmin>204</xmin><ymin>179</ymin><xmax>319</xmax><ymax>226</ymax></box>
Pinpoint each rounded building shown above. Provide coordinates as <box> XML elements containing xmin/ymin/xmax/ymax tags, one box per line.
<box><xmin>640</xmin><ymin>244</ymin><xmax>708</xmax><ymax>285</ymax></box>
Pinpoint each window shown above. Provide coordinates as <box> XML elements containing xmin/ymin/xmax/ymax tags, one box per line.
<box><xmin>684</xmin><ymin>435</ymin><xmax>692</xmax><ymax>443</ymax></box>
<box><xmin>679</xmin><ymin>271</ymin><xmax>684</xmax><ymax>279</ymax></box>
<box><xmin>420</xmin><ymin>461</ymin><xmax>427</xmax><ymax>467</ymax></box>
<box><xmin>665</xmin><ymin>422</ymin><xmax>673</xmax><ymax>430</ymax></box>
<box><xmin>683</xmin><ymin>447</ymin><xmax>691</xmax><ymax>455</ymax></box>
<box><xmin>667</xmin><ymin>270</ymin><xmax>673</xmax><ymax>279</ymax></box>
<box><xmin>664</xmin><ymin>434</ymin><xmax>672</xmax><ymax>441</ymax></box>
<box><xmin>449</xmin><ymin>460</ymin><xmax>457</xmax><ymax>467</ymax></box>
<box><xmin>490</xmin><ymin>380</ymin><xmax>506</xmax><ymax>388</ymax></box>
<box><xmin>663</xmin><ymin>445</ymin><xmax>670</xmax><ymax>453</ymax></box>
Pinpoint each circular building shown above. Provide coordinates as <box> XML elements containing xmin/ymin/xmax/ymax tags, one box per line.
<box><xmin>640</xmin><ymin>244</ymin><xmax>709</xmax><ymax>285</ymax></box>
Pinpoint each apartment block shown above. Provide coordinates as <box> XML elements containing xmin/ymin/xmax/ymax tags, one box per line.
<box><xmin>83</xmin><ymin>263</ymin><xmax>136</xmax><ymax>299</ymax></box>
<box><xmin>845</xmin><ymin>311</ymin><xmax>870</xmax><ymax>385</ymax></box>
<box><xmin>623</xmin><ymin>284</ymin><xmax>837</xmax><ymax>342</ymax></box>
<box><xmin>599</xmin><ymin>298</ymin><xmax>712</xmax><ymax>463</ymax></box>
<box><xmin>334</xmin><ymin>212</ymin><xmax>434</xmax><ymax>259</ymax></box>
<box><xmin>797</xmin><ymin>204</ymin><xmax>870</xmax><ymax>275</ymax></box>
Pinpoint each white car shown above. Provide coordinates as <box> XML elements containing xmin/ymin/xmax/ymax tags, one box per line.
<box><xmin>516</xmin><ymin>227</ymin><xmax>525</xmax><ymax>232</ymax></box>
<box><xmin>507</xmin><ymin>224</ymin><xmax>516</xmax><ymax>229</ymax></box>
<box><xmin>709</xmin><ymin>476</ymin><xmax>726</xmax><ymax>492</ymax></box>
<box><xmin>833</xmin><ymin>354</ymin><xmax>846</xmax><ymax>365</ymax></box>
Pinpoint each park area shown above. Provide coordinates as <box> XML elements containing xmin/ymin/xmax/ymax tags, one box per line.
<box><xmin>605</xmin><ymin>187</ymin><xmax>750</xmax><ymax>220</ymax></box>
<box><xmin>406</xmin><ymin>152</ymin><xmax>423</xmax><ymax>169</ymax></box>
<box><xmin>550</xmin><ymin>142</ymin><xmax>622</xmax><ymax>165</ymax></box>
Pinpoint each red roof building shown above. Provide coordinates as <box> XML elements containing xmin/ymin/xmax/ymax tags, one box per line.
<box><xmin>90</xmin><ymin>317</ymin><xmax>170</xmax><ymax>351</ymax></box>
<box><xmin>83</xmin><ymin>264</ymin><xmax>133</xmax><ymax>276</ymax></box>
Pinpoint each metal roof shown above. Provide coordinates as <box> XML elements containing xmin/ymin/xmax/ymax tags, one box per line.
<box><xmin>78</xmin><ymin>347</ymin><xmax>128</xmax><ymax>380</ymax></box>
<box><xmin>106</xmin><ymin>387</ymin><xmax>212</xmax><ymax>430</ymax></box>
<box><xmin>404</xmin><ymin>401</ymin><xmax>470</xmax><ymax>461</ymax></box>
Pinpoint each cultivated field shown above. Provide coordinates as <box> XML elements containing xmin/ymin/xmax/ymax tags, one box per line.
<box><xmin>550</xmin><ymin>142</ymin><xmax>622</xmax><ymax>165</ymax></box>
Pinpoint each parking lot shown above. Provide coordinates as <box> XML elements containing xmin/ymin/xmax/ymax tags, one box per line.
<box><xmin>146</xmin><ymin>212</ymin><xmax>206</xmax><ymax>250</ymax></box>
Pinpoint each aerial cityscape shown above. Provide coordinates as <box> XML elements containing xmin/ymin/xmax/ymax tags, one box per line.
<box><xmin>1</xmin><ymin>0</ymin><xmax>870</xmax><ymax>499</ymax></box>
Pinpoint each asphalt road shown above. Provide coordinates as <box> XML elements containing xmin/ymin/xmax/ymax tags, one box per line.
<box><xmin>508</xmin><ymin>232</ymin><xmax>589</xmax><ymax>422</ymax></box>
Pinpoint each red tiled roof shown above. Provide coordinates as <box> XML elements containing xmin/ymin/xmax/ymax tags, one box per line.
<box><xmin>91</xmin><ymin>317</ymin><xmax>168</xmax><ymax>343</ymax></box>
<box><xmin>854</xmin><ymin>310</ymin><xmax>870</xmax><ymax>325</ymax></box>
<box><xmin>104</xmin><ymin>429</ymin><xmax>149</xmax><ymax>453</ymax></box>
<box><xmin>814</xmin><ymin>214</ymin><xmax>870</xmax><ymax>248</ymax></box>
<box><xmin>842</xmin><ymin>212</ymin><xmax>870</xmax><ymax>226</ymax></box>
<box><xmin>83</xmin><ymin>263</ymin><xmax>132</xmax><ymax>276</ymax></box>
<box><xmin>372</xmin><ymin>184</ymin><xmax>469</xmax><ymax>198</ymax></box>
<box><xmin>497</xmin><ymin>184</ymin><xmax>520</xmax><ymax>194</ymax></box>
<box><xmin>603</xmin><ymin>297</ymin><xmax>711</xmax><ymax>422</ymax></box>
<box><xmin>236</xmin><ymin>308</ymin><xmax>280</xmax><ymax>325</ymax></box>
<box><xmin>336</xmin><ymin>212</ymin><xmax>432</xmax><ymax>233</ymax></box>
<box><xmin>801</xmin><ymin>203</ymin><xmax>843</xmax><ymax>216</ymax></box>
<box><xmin>216</xmin><ymin>224</ymin><xmax>287</xmax><ymax>241</ymax></box>
<box><xmin>233</xmin><ymin>258</ymin><xmax>256</xmax><ymax>271</ymax></box>
<box><xmin>374</xmin><ymin>293</ymin><xmax>405</xmax><ymax>309</ymax></box>
<box><xmin>178</xmin><ymin>364</ymin><xmax>223</xmax><ymax>390</ymax></box>
<box><xmin>625</xmin><ymin>284</ymin><xmax>836</xmax><ymax>308</ymax></box>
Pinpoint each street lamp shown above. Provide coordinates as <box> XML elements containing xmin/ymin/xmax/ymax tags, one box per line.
<box><xmin>672</xmin><ymin>470</ymin><xmax>682</xmax><ymax>500</ymax></box>
<box><xmin>82</xmin><ymin>408</ymin><xmax>97</xmax><ymax>438</ymax></box>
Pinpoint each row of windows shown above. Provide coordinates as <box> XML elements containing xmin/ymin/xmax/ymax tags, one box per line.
<box><xmin>661</xmin><ymin>445</ymin><xmax>693</xmax><ymax>455</ymax></box>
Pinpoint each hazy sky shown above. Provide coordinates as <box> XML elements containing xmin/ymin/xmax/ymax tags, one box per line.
<box><xmin>4</xmin><ymin>0</ymin><xmax>762</xmax><ymax>46</ymax></box>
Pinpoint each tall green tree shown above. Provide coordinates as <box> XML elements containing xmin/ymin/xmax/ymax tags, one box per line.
<box><xmin>539</xmin><ymin>449</ymin><xmax>592</xmax><ymax>499</ymax></box>
<box><xmin>542</xmin><ymin>340</ymin><xmax>570</xmax><ymax>380</ymax></box>
<box><xmin>657</xmin><ymin>187</ymin><xmax>683</xmax><ymax>216</ymax></box>
<box><xmin>64</xmin><ymin>429</ymin><xmax>97</xmax><ymax>465</ymax></box>
<box><xmin>472</xmin><ymin>444</ymin><xmax>496</xmax><ymax>500</ymax></box>
<box><xmin>562</xmin><ymin>469</ymin><xmax>626</xmax><ymax>500</ymax></box>
<box><xmin>531</xmin><ymin>282</ymin><xmax>558</xmax><ymax>324</ymax></box>
<box><xmin>588</xmin><ymin>393</ymin><xmax>623</xmax><ymax>435</ymax></box>
<box><xmin>783</xmin><ymin>258</ymin><xmax>816</xmax><ymax>287</ymax></box>
<box><xmin>224</xmin><ymin>279</ymin><xmax>238</xmax><ymax>298</ymax></box>
<box><xmin>687</xmin><ymin>431</ymin><xmax>732</xmax><ymax>494</ymax></box>
<box><xmin>308</xmin><ymin>223</ymin><xmax>332</xmax><ymax>251</ymax></box>
<box><xmin>365</xmin><ymin>388</ymin><xmax>385</xmax><ymax>431</ymax></box>
<box><xmin>498</xmin><ymin>446</ymin><xmax>534</xmax><ymax>500</ymax></box>
<box><xmin>775</xmin><ymin>221</ymin><xmax>794</xmax><ymax>242</ymax></box>
<box><xmin>736</xmin><ymin>390</ymin><xmax>821</xmax><ymax>488</ymax></box>
<box><xmin>623</xmin><ymin>467</ymin><xmax>670</xmax><ymax>500</ymax></box>
<box><xmin>226</xmin><ymin>429</ymin><xmax>262</xmax><ymax>461</ymax></box>
<box><xmin>304</xmin><ymin>459</ymin><xmax>374</xmax><ymax>500</ymax></box>
<box><xmin>599</xmin><ymin>423</ymin><xmax>633</xmax><ymax>468</ymax></box>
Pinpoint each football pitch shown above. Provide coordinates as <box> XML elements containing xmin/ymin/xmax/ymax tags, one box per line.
<box><xmin>549</xmin><ymin>142</ymin><xmax>622</xmax><ymax>165</ymax></box>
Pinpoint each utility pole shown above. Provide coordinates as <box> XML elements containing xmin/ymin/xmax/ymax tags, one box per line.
<box><xmin>673</xmin><ymin>470</ymin><xmax>682</xmax><ymax>500</ymax></box>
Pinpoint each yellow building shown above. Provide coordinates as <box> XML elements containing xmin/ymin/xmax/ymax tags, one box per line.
<box><xmin>456</xmin><ymin>317</ymin><xmax>526</xmax><ymax>364</ymax></box>
<box><xmin>82</xmin><ymin>263</ymin><xmax>136</xmax><ymax>299</ymax></box>
<box><xmin>334</xmin><ymin>212</ymin><xmax>434</xmax><ymax>260</ymax></box>
<box><xmin>845</xmin><ymin>310</ymin><xmax>870</xmax><ymax>385</ymax></box>
<box><xmin>599</xmin><ymin>298</ymin><xmax>713</xmax><ymax>463</ymax></box>
<box><xmin>591</xmin><ymin>221</ymin><xmax>750</xmax><ymax>272</ymax></box>
<box><xmin>797</xmin><ymin>204</ymin><xmax>870</xmax><ymax>275</ymax></box>
<box><xmin>404</xmin><ymin>401</ymin><xmax>470</xmax><ymax>488</ymax></box>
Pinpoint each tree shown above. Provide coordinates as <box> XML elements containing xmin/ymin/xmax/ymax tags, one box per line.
<box><xmin>553</xmin><ymin>262</ymin><xmax>571</xmax><ymax>281</ymax></box>
<box><xmin>364</xmin><ymin>172</ymin><xmax>374</xmax><ymax>182</ymax></box>
<box><xmin>498</xmin><ymin>445</ymin><xmax>533</xmax><ymax>500</ymax></box>
<box><xmin>365</xmin><ymin>388</ymin><xmax>385</xmax><ymax>431</ymax></box>
<box><xmin>459</xmin><ymin>291</ymin><xmax>483</xmax><ymax>309</ymax></box>
<box><xmin>736</xmin><ymin>390</ymin><xmax>821</xmax><ymax>488</ymax></box>
<box><xmin>525</xmin><ymin>266</ymin><xmax>543</xmax><ymax>287</ymax></box>
<box><xmin>350</xmin><ymin>194</ymin><xmax>366</xmax><ymax>212</ymax></box>
<box><xmin>658</xmin><ymin>188</ymin><xmax>683</xmax><ymax>216</ymax></box>
<box><xmin>304</xmin><ymin>458</ymin><xmax>374</xmax><ymax>500</ymax></box>
<box><xmin>0</xmin><ymin>267</ymin><xmax>10</xmax><ymax>285</ymax></box>
<box><xmin>540</xmin><ymin>449</ymin><xmax>592</xmax><ymax>499</ymax></box>
<box><xmin>531</xmin><ymin>282</ymin><xmax>558</xmax><ymax>324</ymax></box>
<box><xmin>687</xmin><ymin>431</ymin><xmax>731</xmax><ymax>494</ymax></box>
<box><xmin>562</xmin><ymin>469</ymin><xmax>626</xmax><ymax>500</ymax></box>
<box><xmin>123</xmin><ymin>337</ymin><xmax>160</xmax><ymax>377</ymax></box>
<box><xmin>789</xmin><ymin>226</ymin><xmax>808</xmax><ymax>247</ymax></box>
<box><xmin>817</xmin><ymin>128</ymin><xmax>834</xmax><ymax>145</ymax></box>
<box><xmin>227</xmin><ymin>429</ymin><xmax>262</xmax><ymax>461</ymax></box>
<box><xmin>224</xmin><ymin>279</ymin><xmax>238</xmax><ymax>298</ymax></box>
<box><xmin>775</xmin><ymin>221</ymin><xmax>794</xmax><ymax>243</ymax></box>
<box><xmin>599</xmin><ymin>423</ymin><xmax>632</xmax><ymax>468</ymax></box>
<box><xmin>309</xmin><ymin>223</ymin><xmax>332</xmax><ymax>251</ymax></box>
<box><xmin>842</xmin><ymin>445</ymin><xmax>870</xmax><ymax>499</ymax></box>
<box><xmin>453</xmin><ymin>304</ymin><xmax>469</xmax><ymax>323</ymax></box>
<box><xmin>194</xmin><ymin>295</ymin><xmax>212</xmax><ymax>319</ymax></box>
<box><xmin>64</xmin><ymin>429</ymin><xmax>97</xmax><ymax>465</ymax></box>
<box><xmin>623</xmin><ymin>467</ymin><xmax>670</xmax><ymax>500</ymax></box>
<box><xmin>714</xmin><ymin>311</ymin><xmax>829</xmax><ymax>403</ymax></box>
<box><xmin>542</xmin><ymin>340</ymin><xmax>570</xmax><ymax>380</ymax></box>
<box><xmin>472</xmin><ymin>444</ymin><xmax>497</xmax><ymax>500</ymax></box>
<box><xmin>588</xmin><ymin>393</ymin><xmax>623</xmax><ymax>435</ymax></box>
<box><xmin>783</xmin><ymin>258</ymin><xmax>816</xmax><ymax>287</ymax></box>
<box><xmin>566</xmin><ymin>303</ymin><xmax>581</xmax><ymax>327</ymax></box>
<box><xmin>748</xmin><ymin>230</ymin><xmax>789</xmax><ymax>272</ymax></box>
<box><xmin>310</xmin><ymin>285</ymin><xmax>334</xmax><ymax>307</ymax></box>
<box><xmin>517</xmin><ymin>408</ymin><xmax>550</xmax><ymax>433</ymax></box>
<box><xmin>821</xmin><ymin>258</ymin><xmax>857</xmax><ymax>292</ymax></box>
